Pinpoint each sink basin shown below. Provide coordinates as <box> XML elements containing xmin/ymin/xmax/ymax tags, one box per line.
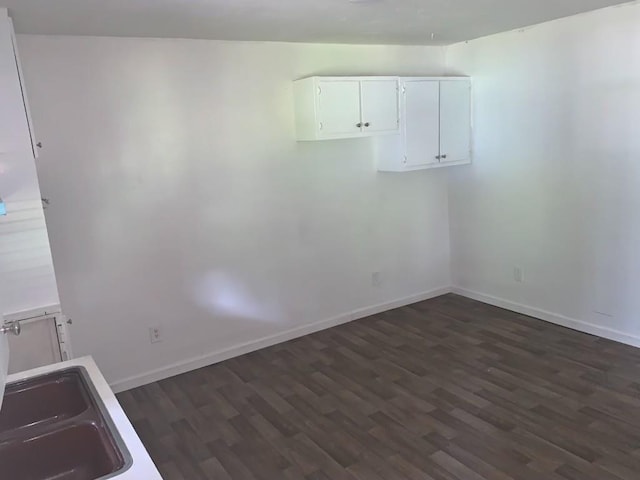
<box><xmin>0</xmin><ymin>367</ymin><xmax>132</xmax><ymax>480</ymax></box>
<box><xmin>0</xmin><ymin>369</ymin><xmax>89</xmax><ymax>433</ymax></box>
<box><xmin>0</xmin><ymin>424</ymin><xmax>122</xmax><ymax>480</ymax></box>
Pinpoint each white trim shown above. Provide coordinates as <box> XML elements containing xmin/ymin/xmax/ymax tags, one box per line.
<box><xmin>309</xmin><ymin>75</ymin><xmax>398</xmax><ymax>81</ymax></box>
<box><xmin>401</xmin><ymin>76</ymin><xmax>471</xmax><ymax>82</ymax></box>
<box><xmin>3</xmin><ymin>305</ymin><xmax>62</xmax><ymax>323</ymax></box>
<box><xmin>452</xmin><ymin>287</ymin><xmax>640</xmax><ymax>349</ymax></box>
<box><xmin>298</xmin><ymin>76</ymin><xmax>470</xmax><ymax>82</ymax></box>
<box><xmin>110</xmin><ymin>286</ymin><xmax>452</xmax><ymax>393</ymax></box>
<box><xmin>379</xmin><ymin>159</ymin><xmax>471</xmax><ymax>173</ymax></box>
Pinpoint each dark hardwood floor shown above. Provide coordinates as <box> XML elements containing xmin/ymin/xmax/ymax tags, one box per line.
<box><xmin>117</xmin><ymin>294</ymin><xmax>640</xmax><ymax>480</ymax></box>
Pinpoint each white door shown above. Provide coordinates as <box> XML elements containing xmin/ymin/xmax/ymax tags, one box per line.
<box><xmin>439</xmin><ymin>80</ymin><xmax>471</xmax><ymax>164</ymax></box>
<box><xmin>317</xmin><ymin>80</ymin><xmax>362</xmax><ymax>138</ymax></box>
<box><xmin>360</xmin><ymin>80</ymin><xmax>399</xmax><ymax>135</ymax></box>
<box><xmin>8</xmin><ymin>316</ymin><xmax>62</xmax><ymax>374</ymax></box>
<box><xmin>404</xmin><ymin>81</ymin><xmax>441</xmax><ymax>167</ymax></box>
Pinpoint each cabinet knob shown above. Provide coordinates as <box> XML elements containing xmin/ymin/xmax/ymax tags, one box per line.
<box><xmin>436</xmin><ymin>155</ymin><xmax>441</xmax><ymax>160</ymax></box>
<box><xmin>356</xmin><ymin>123</ymin><xmax>363</xmax><ymax>128</ymax></box>
<box><xmin>364</xmin><ymin>123</ymin><xmax>370</xmax><ymax>127</ymax></box>
<box><xmin>441</xmin><ymin>154</ymin><xmax>448</xmax><ymax>159</ymax></box>
<box><xmin>1</xmin><ymin>321</ymin><xmax>21</xmax><ymax>336</ymax></box>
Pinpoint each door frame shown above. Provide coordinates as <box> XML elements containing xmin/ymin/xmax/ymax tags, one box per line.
<box><xmin>3</xmin><ymin>304</ymin><xmax>73</xmax><ymax>365</ymax></box>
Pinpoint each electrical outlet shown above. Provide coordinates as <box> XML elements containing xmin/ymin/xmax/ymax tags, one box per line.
<box><xmin>372</xmin><ymin>272</ymin><xmax>383</xmax><ymax>288</ymax></box>
<box><xmin>149</xmin><ymin>326</ymin><xmax>162</xmax><ymax>344</ymax></box>
<box><xmin>514</xmin><ymin>266</ymin><xmax>524</xmax><ymax>283</ymax></box>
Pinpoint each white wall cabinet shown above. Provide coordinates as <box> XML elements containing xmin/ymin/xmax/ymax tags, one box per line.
<box><xmin>439</xmin><ymin>80</ymin><xmax>472</xmax><ymax>165</ymax></box>
<box><xmin>0</xmin><ymin>8</ymin><xmax>62</xmax><ymax>378</ymax></box>
<box><xmin>404</xmin><ymin>80</ymin><xmax>441</xmax><ymax>168</ymax></box>
<box><xmin>376</xmin><ymin>77</ymin><xmax>471</xmax><ymax>172</ymax></box>
<box><xmin>0</xmin><ymin>14</ymin><xmax>38</xmax><ymax>159</ymax></box>
<box><xmin>8</xmin><ymin>17</ymin><xmax>39</xmax><ymax>159</ymax></box>
<box><xmin>294</xmin><ymin>77</ymin><xmax>399</xmax><ymax>141</ymax></box>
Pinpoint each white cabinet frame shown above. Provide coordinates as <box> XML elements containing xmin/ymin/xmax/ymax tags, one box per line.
<box><xmin>294</xmin><ymin>76</ymin><xmax>400</xmax><ymax>141</ymax></box>
<box><xmin>376</xmin><ymin>76</ymin><xmax>472</xmax><ymax>172</ymax></box>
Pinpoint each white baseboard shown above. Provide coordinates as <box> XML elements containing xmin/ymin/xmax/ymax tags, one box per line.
<box><xmin>452</xmin><ymin>287</ymin><xmax>640</xmax><ymax>349</ymax></box>
<box><xmin>111</xmin><ymin>286</ymin><xmax>452</xmax><ymax>393</ymax></box>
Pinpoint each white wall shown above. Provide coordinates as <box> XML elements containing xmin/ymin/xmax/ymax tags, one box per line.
<box><xmin>17</xmin><ymin>36</ymin><xmax>451</xmax><ymax>389</ymax></box>
<box><xmin>446</xmin><ymin>3</ymin><xmax>640</xmax><ymax>345</ymax></box>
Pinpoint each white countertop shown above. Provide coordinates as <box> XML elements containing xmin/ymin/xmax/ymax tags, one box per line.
<box><xmin>7</xmin><ymin>356</ymin><xmax>163</xmax><ymax>480</ymax></box>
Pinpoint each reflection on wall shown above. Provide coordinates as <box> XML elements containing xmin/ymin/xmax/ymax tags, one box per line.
<box><xmin>193</xmin><ymin>271</ymin><xmax>279</xmax><ymax>323</ymax></box>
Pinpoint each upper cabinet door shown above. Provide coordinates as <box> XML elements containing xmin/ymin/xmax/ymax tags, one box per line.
<box><xmin>317</xmin><ymin>80</ymin><xmax>362</xmax><ymax>138</ymax></box>
<box><xmin>0</xmin><ymin>13</ymin><xmax>29</xmax><ymax>155</ymax></box>
<box><xmin>404</xmin><ymin>81</ymin><xmax>440</xmax><ymax>167</ymax></box>
<box><xmin>360</xmin><ymin>80</ymin><xmax>399</xmax><ymax>135</ymax></box>
<box><xmin>439</xmin><ymin>80</ymin><xmax>471</xmax><ymax>164</ymax></box>
<box><xmin>8</xmin><ymin>18</ymin><xmax>38</xmax><ymax>158</ymax></box>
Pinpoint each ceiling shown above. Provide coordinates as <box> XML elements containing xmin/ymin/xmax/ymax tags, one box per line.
<box><xmin>3</xmin><ymin>0</ymin><xmax>631</xmax><ymax>45</ymax></box>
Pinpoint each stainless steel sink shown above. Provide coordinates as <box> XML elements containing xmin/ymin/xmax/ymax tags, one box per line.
<box><xmin>0</xmin><ymin>367</ymin><xmax>132</xmax><ymax>480</ymax></box>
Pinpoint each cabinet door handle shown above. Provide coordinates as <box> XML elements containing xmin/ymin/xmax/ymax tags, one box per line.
<box><xmin>1</xmin><ymin>321</ymin><xmax>21</xmax><ymax>336</ymax></box>
<box><xmin>356</xmin><ymin>123</ymin><xmax>363</xmax><ymax>128</ymax></box>
<box><xmin>441</xmin><ymin>154</ymin><xmax>448</xmax><ymax>159</ymax></box>
<box><xmin>364</xmin><ymin>123</ymin><xmax>370</xmax><ymax>127</ymax></box>
<box><xmin>436</xmin><ymin>155</ymin><xmax>441</xmax><ymax>160</ymax></box>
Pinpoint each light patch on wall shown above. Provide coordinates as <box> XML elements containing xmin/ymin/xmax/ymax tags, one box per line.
<box><xmin>193</xmin><ymin>271</ymin><xmax>279</xmax><ymax>323</ymax></box>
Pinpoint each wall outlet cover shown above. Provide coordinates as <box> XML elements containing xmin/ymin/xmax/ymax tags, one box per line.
<box><xmin>149</xmin><ymin>326</ymin><xmax>162</xmax><ymax>344</ymax></box>
<box><xmin>514</xmin><ymin>266</ymin><xmax>524</xmax><ymax>283</ymax></box>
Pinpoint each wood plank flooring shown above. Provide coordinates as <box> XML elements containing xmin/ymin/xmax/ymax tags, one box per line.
<box><xmin>117</xmin><ymin>294</ymin><xmax>640</xmax><ymax>480</ymax></box>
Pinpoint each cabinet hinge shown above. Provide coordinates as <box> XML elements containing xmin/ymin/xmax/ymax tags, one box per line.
<box><xmin>402</xmin><ymin>86</ymin><xmax>406</xmax><ymax>94</ymax></box>
<box><xmin>317</xmin><ymin>86</ymin><xmax>321</xmax><ymax>95</ymax></box>
<box><xmin>319</xmin><ymin>122</ymin><xmax>323</xmax><ymax>130</ymax></box>
<box><xmin>55</xmin><ymin>315</ymin><xmax>74</xmax><ymax>361</ymax></box>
